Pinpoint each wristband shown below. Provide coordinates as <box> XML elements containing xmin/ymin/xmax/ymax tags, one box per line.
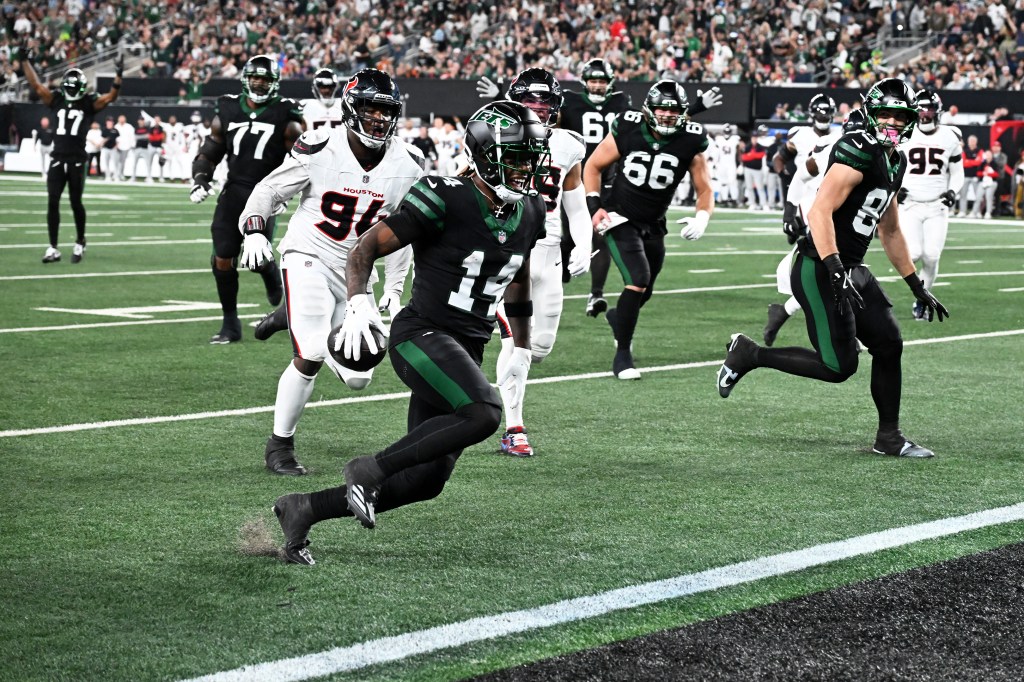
<box><xmin>112</xmin><ymin>82</ymin><xmax>121</xmax><ymax>89</ymax></box>
<box><xmin>243</xmin><ymin>215</ymin><xmax>267</xmax><ymax>235</ymax></box>
<box><xmin>503</xmin><ymin>300</ymin><xmax>533</xmax><ymax>318</ymax></box>
<box><xmin>903</xmin><ymin>272</ymin><xmax>923</xmax><ymax>290</ymax></box>
<box><xmin>586</xmin><ymin>193</ymin><xmax>602</xmax><ymax>216</ymax></box>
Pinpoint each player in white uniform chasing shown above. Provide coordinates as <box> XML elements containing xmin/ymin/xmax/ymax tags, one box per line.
<box><xmin>493</xmin><ymin>68</ymin><xmax>593</xmax><ymax>457</ymax></box>
<box><xmin>239</xmin><ymin>68</ymin><xmax>424</xmax><ymax>476</ymax></box>
<box><xmin>301</xmin><ymin>68</ymin><xmax>345</xmax><ymax>130</ymax></box>
<box><xmin>897</xmin><ymin>90</ymin><xmax>963</xmax><ymax>321</ymax></box>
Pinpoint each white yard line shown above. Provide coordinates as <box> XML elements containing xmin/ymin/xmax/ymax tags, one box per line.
<box><xmin>181</xmin><ymin>502</ymin><xmax>1024</xmax><ymax>682</ymax></box>
<box><xmin>4</xmin><ymin>329</ymin><xmax>1022</xmax><ymax>438</ymax></box>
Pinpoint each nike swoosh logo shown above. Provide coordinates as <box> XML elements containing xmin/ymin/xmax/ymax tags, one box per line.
<box><xmin>718</xmin><ymin>367</ymin><xmax>738</xmax><ymax>387</ymax></box>
<box><xmin>426</xmin><ymin>179</ymin><xmax>437</xmax><ymax>188</ymax></box>
<box><xmin>850</xmin><ymin>140</ymin><xmax>863</xmax><ymax>149</ymax></box>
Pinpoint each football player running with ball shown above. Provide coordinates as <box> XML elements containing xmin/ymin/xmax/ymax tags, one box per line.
<box><xmin>239</xmin><ymin>68</ymin><xmax>424</xmax><ymax>477</ymax></box>
<box><xmin>493</xmin><ymin>68</ymin><xmax>592</xmax><ymax>457</ymax></box>
<box><xmin>189</xmin><ymin>55</ymin><xmax>304</xmax><ymax>344</ymax></box>
<box><xmin>717</xmin><ymin>78</ymin><xmax>950</xmax><ymax>459</ymax></box>
<box><xmin>584</xmin><ymin>80</ymin><xmax>715</xmax><ymax>380</ymax></box>
<box><xmin>271</xmin><ymin>101</ymin><xmax>550</xmax><ymax>565</ymax></box>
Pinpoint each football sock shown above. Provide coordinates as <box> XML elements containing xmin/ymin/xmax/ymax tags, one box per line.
<box><xmin>613</xmin><ymin>288</ymin><xmax>644</xmax><ymax>350</ymax></box>
<box><xmin>212</xmin><ymin>266</ymin><xmax>239</xmax><ymax>318</ymax></box>
<box><xmin>273</xmin><ymin>362</ymin><xmax>317</xmax><ymax>438</ymax></box>
<box><xmin>784</xmin><ymin>295</ymin><xmax>802</xmax><ymax>316</ymax></box>
<box><xmin>309</xmin><ymin>486</ymin><xmax>352</xmax><ymax>522</ymax></box>
<box><xmin>869</xmin><ymin>345</ymin><xmax>902</xmax><ymax>425</ymax></box>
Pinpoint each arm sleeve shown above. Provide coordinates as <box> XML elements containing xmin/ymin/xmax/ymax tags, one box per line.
<box><xmin>948</xmin><ymin>154</ymin><xmax>965</xmax><ymax>195</ymax></box>
<box><xmin>382</xmin><ymin>245</ymin><xmax>413</xmax><ymax>295</ymax></box>
<box><xmin>561</xmin><ymin>183</ymin><xmax>592</xmax><ymax>252</ymax></box>
<box><xmin>238</xmin><ymin>154</ymin><xmax>310</xmax><ymax>231</ymax></box>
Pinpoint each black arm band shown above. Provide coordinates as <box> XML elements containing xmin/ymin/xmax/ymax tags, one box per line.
<box><xmin>242</xmin><ymin>215</ymin><xmax>267</xmax><ymax>236</ymax></box>
<box><xmin>586</xmin><ymin>194</ymin><xmax>602</xmax><ymax>216</ymax></box>
<box><xmin>503</xmin><ymin>301</ymin><xmax>533</xmax><ymax>318</ymax></box>
<box><xmin>111</xmin><ymin>82</ymin><xmax>121</xmax><ymax>90</ymax></box>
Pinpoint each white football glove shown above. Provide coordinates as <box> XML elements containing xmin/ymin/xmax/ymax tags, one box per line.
<box><xmin>240</xmin><ymin>232</ymin><xmax>274</xmax><ymax>271</ymax></box>
<box><xmin>677</xmin><ymin>210</ymin><xmax>711</xmax><ymax>241</ymax></box>
<box><xmin>339</xmin><ymin>294</ymin><xmax>377</xmax><ymax>362</ymax></box>
<box><xmin>697</xmin><ymin>86</ymin><xmax>724</xmax><ymax>110</ymax></box>
<box><xmin>272</xmin><ymin>200</ymin><xmax>289</xmax><ymax>216</ymax></box>
<box><xmin>497</xmin><ymin>347</ymin><xmax>532</xmax><ymax>412</ymax></box>
<box><xmin>567</xmin><ymin>245</ymin><xmax>592</xmax><ymax>278</ymax></box>
<box><xmin>476</xmin><ymin>76</ymin><xmax>500</xmax><ymax>99</ymax></box>
<box><xmin>190</xmin><ymin>178</ymin><xmax>213</xmax><ymax>204</ymax></box>
<box><xmin>377</xmin><ymin>290</ymin><xmax>402</xmax><ymax>317</ymax></box>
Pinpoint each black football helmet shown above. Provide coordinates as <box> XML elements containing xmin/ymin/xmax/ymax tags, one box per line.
<box><xmin>642</xmin><ymin>80</ymin><xmax>689</xmax><ymax>136</ymax></box>
<box><xmin>915</xmin><ymin>89</ymin><xmax>942</xmax><ymax>134</ymax></box>
<box><xmin>465</xmin><ymin>100</ymin><xmax>551</xmax><ymax>204</ymax></box>
<box><xmin>242</xmin><ymin>55</ymin><xmax>281</xmax><ymax>104</ymax></box>
<box><xmin>809</xmin><ymin>93</ymin><xmax>837</xmax><ymax>132</ymax></box>
<box><xmin>61</xmin><ymin>68</ymin><xmax>88</xmax><ymax>102</ymax></box>
<box><xmin>506</xmin><ymin>68</ymin><xmax>563</xmax><ymax>126</ymax></box>
<box><xmin>863</xmin><ymin>78</ymin><xmax>918</xmax><ymax>146</ymax></box>
<box><xmin>342</xmin><ymin>68</ymin><xmax>402</xmax><ymax>149</ymax></box>
<box><xmin>312</xmin><ymin>67</ymin><xmax>340</xmax><ymax>107</ymax></box>
<box><xmin>580</xmin><ymin>58</ymin><xmax>615</xmax><ymax>104</ymax></box>
<box><xmin>843</xmin><ymin>108</ymin><xmax>867</xmax><ymax>133</ymax></box>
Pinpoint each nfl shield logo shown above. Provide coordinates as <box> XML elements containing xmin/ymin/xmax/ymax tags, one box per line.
<box><xmin>497</xmin><ymin>230</ymin><xmax>507</xmax><ymax>243</ymax></box>
<box><xmin>362</xmin><ymin>174</ymin><xmax>370</xmax><ymax>183</ymax></box>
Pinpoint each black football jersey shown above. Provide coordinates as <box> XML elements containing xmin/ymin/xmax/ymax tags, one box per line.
<box><xmin>606</xmin><ymin>110</ymin><xmax>709</xmax><ymax>226</ymax></box>
<box><xmin>215</xmin><ymin>94</ymin><xmax>303</xmax><ymax>189</ymax></box>
<box><xmin>48</xmin><ymin>92</ymin><xmax>98</xmax><ymax>161</ymax></box>
<box><xmin>809</xmin><ymin>131</ymin><xmax>907</xmax><ymax>267</ymax></box>
<box><xmin>559</xmin><ymin>90</ymin><xmax>630</xmax><ymax>160</ymax></box>
<box><xmin>385</xmin><ymin>176</ymin><xmax>547</xmax><ymax>343</ymax></box>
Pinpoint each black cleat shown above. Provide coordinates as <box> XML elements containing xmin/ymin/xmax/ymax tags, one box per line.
<box><xmin>586</xmin><ymin>294</ymin><xmax>608</xmax><ymax>317</ymax></box>
<box><xmin>763</xmin><ymin>303</ymin><xmax>790</xmax><ymax>347</ymax></box>
<box><xmin>254</xmin><ymin>306</ymin><xmax>288</xmax><ymax>341</ymax></box>
<box><xmin>265</xmin><ymin>436</ymin><xmax>307</xmax><ymax>475</ymax></box>
<box><xmin>343</xmin><ymin>455</ymin><xmax>384</xmax><ymax>529</ymax></box>
<box><xmin>210</xmin><ymin>318</ymin><xmax>242</xmax><ymax>345</ymax></box>
<box><xmin>272</xmin><ymin>493</ymin><xmax>315</xmax><ymax>566</ymax></box>
<box><xmin>612</xmin><ymin>349</ymin><xmax>641</xmax><ymax>380</ymax></box>
<box><xmin>718</xmin><ymin>333</ymin><xmax>759</xmax><ymax>398</ymax></box>
<box><xmin>872</xmin><ymin>430</ymin><xmax>935</xmax><ymax>458</ymax></box>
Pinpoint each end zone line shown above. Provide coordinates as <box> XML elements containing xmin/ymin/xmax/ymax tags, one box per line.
<box><xmin>181</xmin><ymin>502</ymin><xmax>1024</xmax><ymax>682</ymax></box>
<box><xmin>4</xmin><ymin>328</ymin><xmax>1022</xmax><ymax>439</ymax></box>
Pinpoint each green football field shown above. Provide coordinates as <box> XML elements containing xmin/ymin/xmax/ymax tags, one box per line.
<box><xmin>1</xmin><ymin>174</ymin><xmax>1022</xmax><ymax>681</ymax></box>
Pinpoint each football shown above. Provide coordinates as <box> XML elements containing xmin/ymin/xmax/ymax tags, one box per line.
<box><xmin>327</xmin><ymin>323</ymin><xmax>388</xmax><ymax>372</ymax></box>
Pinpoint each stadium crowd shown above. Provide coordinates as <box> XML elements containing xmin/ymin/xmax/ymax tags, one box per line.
<box><xmin>4</xmin><ymin>0</ymin><xmax>1024</xmax><ymax>91</ymax></box>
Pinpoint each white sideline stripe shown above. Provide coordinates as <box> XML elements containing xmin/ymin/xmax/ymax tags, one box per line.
<box><xmin>0</xmin><ymin>269</ymin><xmax>208</xmax><ymax>282</ymax></box>
<box><xmin>4</xmin><ymin>328</ymin><xmax>1022</xmax><ymax>439</ymax></box>
<box><xmin>0</xmin><ymin>239</ymin><xmax>207</xmax><ymax>249</ymax></box>
<box><xmin>182</xmin><ymin>502</ymin><xmax>1024</xmax><ymax>682</ymax></box>
<box><xmin>0</xmin><ymin>313</ymin><xmax>266</xmax><ymax>334</ymax></box>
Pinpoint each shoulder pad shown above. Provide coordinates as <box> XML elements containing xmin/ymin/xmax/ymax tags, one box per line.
<box><xmin>223</xmin><ymin>94</ymin><xmax>240</xmax><ymax>102</ymax></box>
<box><xmin>562</xmin><ymin>129</ymin><xmax>585</xmax><ymax>146</ymax></box>
<box><xmin>291</xmin><ymin>128</ymin><xmax>331</xmax><ymax>156</ymax></box>
<box><xmin>402</xmin><ymin>140</ymin><xmax>427</xmax><ymax>169</ymax></box>
<box><xmin>948</xmin><ymin>125</ymin><xmax>964</xmax><ymax>142</ymax></box>
<box><xmin>279</xmin><ymin>97</ymin><xmax>301</xmax><ymax>106</ymax></box>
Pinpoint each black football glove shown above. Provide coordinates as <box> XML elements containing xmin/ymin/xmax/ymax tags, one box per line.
<box><xmin>905</xmin><ymin>272</ymin><xmax>949</xmax><ymax>322</ymax></box>
<box><xmin>783</xmin><ymin>216</ymin><xmax>806</xmax><ymax>244</ymax></box>
<box><xmin>823</xmin><ymin>254</ymin><xmax>864</xmax><ymax>316</ymax></box>
<box><xmin>897</xmin><ymin>187</ymin><xmax>909</xmax><ymax>203</ymax></box>
<box><xmin>939</xmin><ymin>189</ymin><xmax>956</xmax><ymax>207</ymax></box>
<box><xmin>115</xmin><ymin>53</ymin><xmax>124</xmax><ymax>79</ymax></box>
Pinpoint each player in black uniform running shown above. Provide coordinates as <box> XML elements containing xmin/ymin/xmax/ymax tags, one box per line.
<box><xmin>717</xmin><ymin>78</ymin><xmax>949</xmax><ymax>459</ymax></box>
<box><xmin>189</xmin><ymin>54</ymin><xmax>304</xmax><ymax>344</ymax></box>
<box><xmin>22</xmin><ymin>56</ymin><xmax>123</xmax><ymax>264</ymax></box>
<box><xmin>270</xmin><ymin>101</ymin><xmax>550</xmax><ymax>565</ymax></box>
<box><xmin>584</xmin><ymin>80</ymin><xmax>715</xmax><ymax>380</ymax></box>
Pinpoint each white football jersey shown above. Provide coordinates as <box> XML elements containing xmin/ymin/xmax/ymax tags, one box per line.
<box><xmin>788</xmin><ymin>125</ymin><xmax>841</xmax><ymax>165</ymax></box>
<box><xmin>900</xmin><ymin>125</ymin><xmax>963</xmax><ymax>202</ymax></box>
<box><xmin>714</xmin><ymin>134</ymin><xmax>741</xmax><ymax>169</ymax></box>
<box><xmin>538</xmin><ymin>128</ymin><xmax>586</xmax><ymax>242</ymax></box>
<box><xmin>255</xmin><ymin>127</ymin><xmax>424</xmax><ymax>272</ymax></box>
<box><xmin>301</xmin><ymin>98</ymin><xmax>344</xmax><ymax>130</ymax></box>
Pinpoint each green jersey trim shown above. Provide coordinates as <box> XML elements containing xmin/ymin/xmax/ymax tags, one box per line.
<box><xmin>472</xmin><ymin>188</ymin><xmax>524</xmax><ymax>239</ymax></box>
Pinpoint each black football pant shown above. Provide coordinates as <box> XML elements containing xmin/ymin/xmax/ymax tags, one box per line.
<box><xmin>46</xmin><ymin>159</ymin><xmax>88</xmax><ymax>248</ymax></box>
<box><xmin>604</xmin><ymin>222</ymin><xmax>667</xmax><ymax>352</ymax></box>
<box><xmin>755</xmin><ymin>252</ymin><xmax>904</xmax><ymax>426</ymax></box>
<box><xmin>209</xmin><ymin>182</ymin><xmax>279</xmax><ymax>320</ymax></box>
